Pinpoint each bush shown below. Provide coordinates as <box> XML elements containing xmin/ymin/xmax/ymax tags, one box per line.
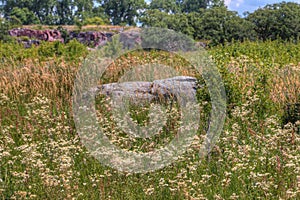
<box><xmin>83</xmin><ymin>17</ymin><xmax>108</xmax><ymax>26</ymax></box>
<box><xmin>64</xmin><ymin>39</ymin><xmax>88</xmax><ymax>62</ymax></box>
<box><xmin>38</xmin><ymin>41</ymin><xmax>64</xmax><ymax>58</ymax></box>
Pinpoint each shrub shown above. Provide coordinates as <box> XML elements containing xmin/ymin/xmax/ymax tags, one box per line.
<box><xmin>83</xmin><ymin>17</ymin><xmax>108</xmax><ymax>26</ymax></box>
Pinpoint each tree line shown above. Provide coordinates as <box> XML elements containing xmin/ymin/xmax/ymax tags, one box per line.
<box><xmin>1</xmin><ymin>0</ymin><xmax>300</xmax><ymax>45</ymax></box>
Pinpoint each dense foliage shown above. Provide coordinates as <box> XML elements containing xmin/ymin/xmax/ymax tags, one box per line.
<box><xmin>1</xmin><ymin>1</ymin><xmax>300</xmax><ymax>45</ymax></box>
<box><xmin>247</xmin><ymin>2</ymin><xmax>300</xmax><ymax>42</ymax></box>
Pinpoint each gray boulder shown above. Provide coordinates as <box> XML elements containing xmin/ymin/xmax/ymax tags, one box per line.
<box><xmin>96</xmin><ymin>76</ymin><xmax>199</xmax><ymax>104</ymax></box>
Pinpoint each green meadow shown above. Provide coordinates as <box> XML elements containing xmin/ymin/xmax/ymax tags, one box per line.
<box><xmin>0</xmin><ymin>40</ymin><xmax>299</xmax><ymax>199</ymax></box>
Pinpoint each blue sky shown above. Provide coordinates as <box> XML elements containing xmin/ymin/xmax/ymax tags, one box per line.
<box><xmin>225</xmin><ymin>0</ymin><xmax>300</xmax><ymax>15</ymax></box>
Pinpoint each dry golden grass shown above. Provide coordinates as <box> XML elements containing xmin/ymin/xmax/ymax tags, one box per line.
<box><xmin>0</xmin><ymin>50</ymin><xmax>197</xmax><ymax>108</ymax></box>
<box><xmin>227</xmin><ymin>55</ymin><xmax>300</xmax><ymax>107</ymax></box>
<box><xmin>271</xmin><ymin>64</ymin><xmax>300</xmax><ymax>105</ymax></box>
<box><xmin>0</xmin><ymin>58</ymin><xmax>77</xmax><ymax>107</ymax></box>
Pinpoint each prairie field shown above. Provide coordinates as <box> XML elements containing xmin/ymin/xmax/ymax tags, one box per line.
<box><xmin>0</xmin><ymin>40</ymin><xmax>300</xmax><ymax>199</ymax></box>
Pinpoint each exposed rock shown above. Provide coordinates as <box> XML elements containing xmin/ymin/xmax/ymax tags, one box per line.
<box><xmin>95</xmin><ymin>76</ymin><xmax>199</xmax><ymax>105</ymax></box>
<box><xmin>69</xmin><ymin>31</ymin><xmax>112</xmax><ymax>48</ymax></box>
<box><xmin>100</xmin><ymin>81</ymin><xmax>155</xmax><ymax>103</ymax></box>
<box><xmin>9</xmin><ymin>28</ymin><xmax>64</xmax><ymax>42</ymax></box>
<box><xmin>8</xmin><ymin>28</ymin><xmax>114</xmax><ymax>48</ymax></box>
<box><xmin>8</xmin><ymin>28</ymin><xmax>204</xmax><ymax>51</ymax></box>
<box><xmin>119</xmin><ymin>30</ymin><xmax>141</xmax><ymax>49</ymax></box>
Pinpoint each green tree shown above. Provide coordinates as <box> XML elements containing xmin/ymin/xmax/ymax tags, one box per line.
<box><xmin>1</xmin><ymin>0</ymin><xmax>57</xmax><ymax>24</ymax></box>
<box><xmin>56</xmin><ymin>0</ymin><xmax>75</xmax><ymax>25</ymax></box>
<box><xmin>34</xmin><ymin>0</ymin><xmax>57</xmax><ymax>24</ymax></box>
<box><xmin>10</xmin><ymin>7</ymin><xmax>40</xmax><ymax>25</ymax></box>
<box><xmin>141</xmin><ymin>5</ymin><xmax>254</xmax><ymax>45</ymax></box>
<box><xmin>8</xmin><ymin>15</ymin><xmax>22</xmax><ymax>27</ymax></box>
<box><xmin>196</xmin><ymin>6</ymin><xmax>256</xmax><ymax>45</ymax></box>
<box><xmin>91</xmin><ymin>6</ymin><xmax>109</xmax><ymax>21</ymax></box>
<box><xmin>209</xmin><ymin>0</ymin><xmax>225</xmax><ymax>7</ymax></box>
<box><xmin>179</xmin><ymin>0</ymin><xmax>209</xmax><ymax>13</ymax></box>
<box><xmin>141</xmin><ymin>10</ymin><xmax>195</xmax><ymax>37</ymax></box>
<box><xmin>247</xmin><ymin>2</ymin><xmax>300</xmax><ymax>41</ymax></box>
<box><xmin>99</xmin><ymin>0</ymin><xmax>146</xmax><ymax>25</ymax></box>
<box><xmin>140</xmin><ymin>9</ymin><xmax>170</xmax><ymax>28</ymax></box>
<box><xmin>149</xmin><ymin>0</ymin><xmax>180</xmax><ymax>14</ymax></box>
<box><xmin>74</xmin><ymin>0</ymin><xmax>93</xmax><ymax>21</ymax></box>
<box><xmin>0</xmin><ymin>0</ymin><xmax>32</xmax><ymax>16</ymax></box>
<box><xmin>186</xmin><ymin>12</ymin><xmax>202</xmax><ymax>38</ymax></box>
<box><xmin>0</xmin><ymin>0</ymin><xmax>99</xmax><ymax>25</ymax></box>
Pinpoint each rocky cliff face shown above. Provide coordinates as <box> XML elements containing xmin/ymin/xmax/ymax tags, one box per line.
<box><xmin>8</xmin><ymin>28</ymin><xmax>114</xmax><ymax>48</ymax></box>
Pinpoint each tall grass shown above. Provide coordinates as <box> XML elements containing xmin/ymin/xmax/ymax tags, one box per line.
<box><xmin>0</xmin><ymin>40</ymin><xmax>299</xmax><ymax>199</ymax></box>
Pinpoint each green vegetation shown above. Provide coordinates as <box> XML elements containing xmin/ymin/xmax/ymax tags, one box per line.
<box><xmin>9</xmin><ymin>7</ymin><xmax>39</xmax><ymax>25</ymax></box>
<box><xmin>0</xmin><ymin>39</ymin><xmax>88</xmax><ymax>63</ymax></box>
<box><xmin>1</xmin><ymin>1</ymin><xmax>300</xmax><ymax>45</ymax></box>
<box><xmin>247</xmin><ymin>2</ymin><xmax>300</xmax><ymax>41</ymax></box>
<box><xmin>0</xmin><ymin>39</ymin><xmax>299</xmax><ymax>199</ymax></box>
<box><xmin>0</xmin><ymin>1</ymin><xmax>299</xmax><ymax>199</ymax></box>
<box><xmin>102</xmin><ymin>0</ymin><xmax>146</xmax><ymax>26</ymax></box>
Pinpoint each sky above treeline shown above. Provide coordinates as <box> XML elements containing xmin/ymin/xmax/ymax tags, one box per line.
<box><xmin>225</xmin><ymin>0</ymin><xmax>300</xmax><ymax>15</ymax></box>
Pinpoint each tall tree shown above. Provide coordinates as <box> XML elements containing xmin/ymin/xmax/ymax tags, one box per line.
<box><xmin>100</xmin><ymin>0</ymin><xmax>146</xmax><ymax>25</ymax></box>
<box><xmin>1</xmin><ymin>0</ymin><xmax>34</xmax><ymax>17</ymax></box>
<box><xmin>247</xmin><ymin>2</ymin><xmax>300</xmax><ymax>41</ymax></box>
<box><xmin>1</xmin><ymin>0</ymin><xmax>57</xmax><ymax>24</ymax></box>
<box><xmin>197</xmin><ymin>6</ymin><xmax>256</xmax><ymax>45</ymax></box>
<box><xmin>10</xmin><ymin>7</ymin><xmax>40</xmax><ymax>24</ymax></box>
<box><xmin>0</xmin><ymin>0</ymin><xmax>98</xmax><ymax>25</ymax></box>
<box><xmin>149</xmin><ymin>0</ymin><xmax>180</xmax><ymax>14</ymax></box>
<box><xmin>179</xmin><ymin>0</ymin><xmax>209</xmax><ymax>13</ymax></box>
<box><xmin>33</xmin><ymin>0</ymin><xmax>57</xmax><ymax>24</ymax></box>
<box><xmin>56</xmin><ymin>0</ymin><xmax>75</xmax><ymax>25</ymax></box>
<box><xmin>141</xmin><ymin>10</ymin><xmax>195</xmax><ymax>36</ymax></box>
<box><xmin>74</xmin><ymin>0</ymin><xmax>94</xmax><ymax>20</ymax></box>
<box><xmin>140</xmin><ymin>9</ymin><xmax>170</xmax><ymax>28</ymax></box>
